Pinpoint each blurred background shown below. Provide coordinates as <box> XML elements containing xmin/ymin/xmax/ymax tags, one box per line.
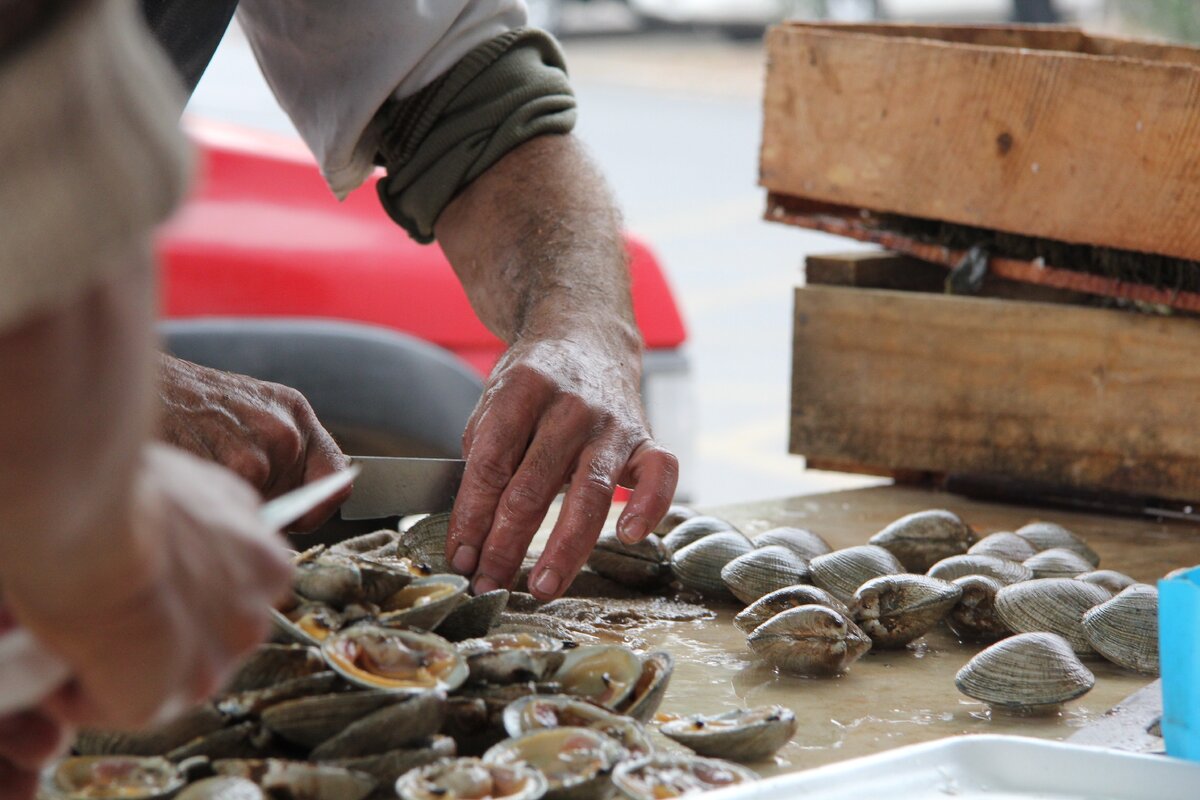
<box><xmin>187</xmin><ymin>0</ymin><xmax>1200</xmax><ymax>508</ymax></box>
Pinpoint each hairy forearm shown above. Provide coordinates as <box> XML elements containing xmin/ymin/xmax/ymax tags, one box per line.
<box><xmin>0</xmin><ymin>263</ymin><xmax>155</xmax><ymax>610</ymax></box>
<box><xmin>436</xmin><ymin>134</ymin><xmax>640</xmax><ymax>350</ymax></box>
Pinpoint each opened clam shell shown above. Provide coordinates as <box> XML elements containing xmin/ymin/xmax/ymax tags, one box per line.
<box><xmin>213</xmin><ymin>760</ymin><xmax>376</xmax><ymax>800</ymax></box>
<box><xmin>968</xmin><ymin>532</ymin><xmax>1037</xmax><ymax>563</ymax></box>
<box><xmin>926</xmin><ymin>554</ymin><xmax>1033</xmax><ymax>585</ymax></box>
<box><xmin>733</xmin><ymin>585</ymin><xmax>850</xmax><ymax>634</ymax></box>
<box><xmin>867</xmin><ymin>509</ymin><xmax>975</xmax><ymax>572</ymax></box>
<box><xmin>719</xmin><ymin>545</ymin><xmax>810</xmax><ymax>604</ymax></box>
<box><xmin>396</xmin><ymin>757</ymin><xmax>548</xmax><ymax>800</ymax></box>
<box><xmin>659</xmin><ymin>706</ymin><xmax>796</xmax><ymax>763</ymax></box>
<box><xmin>484</xmin><ymin>727</ymin><xmax>624</xmax><ymax>800</ymax></box>
<box><xmin>504</xmin><ymin>695</ymin><xmax>652</xmax><ymax>757</ymax></box>
<box><xmin>176</xmin><ymin>777</ymin><xmax>264</xmax><ymax>800</ymax></box>
<box><xmin>850</xmin><ymin>574</ymin><xmax>961</xmax><ymax>649</ymax></box>
<box><xmin>460</xmin><ymin>632</ymin><xmax>566</xmax><ymax>685</ymax></box>
<box><xmin>1075</xmin><ymin>570</ymin><xmax>1136</xmax><ymax>595</ymax></box>
<box><xmin>1015</xmin><ymin>522</ymin><xmax>1100</xmax><ymax>567</ymax></box>
<box><xmin>294</xmin><ymin>550</ymin><xmax>363</xmax><ymax>605</ymax></box>
<box><xmin>1023</xmin><ymin>548</ymin><xmax>1093</xmax><ymax>579</ymax></box>
<box><xmin>945</xmin><ymin>575</ymin><xmax>1010</xmax><ymax>643</ymax></box>
<box><xmin>955</xmin><ymin>632</ymin><xmax>1094</xmax><ymax>713</ymax></box>
<box><xmin>587</xmin><ymin>531</ymin><xmax>671</xmax><ymax>590</ymax></box>
<box><xmin>751</xmin><ymin>527</ymin><xmax>832</xmax><ymax>561</ymax></box>
<box><xmin>670</xmin><ymin>532</ymin><xmax>753</xmax><ymax>599</ymax></box>
<box><xmin>40</xmin><ymin>756</ymin><xmax>185</xmax><ymax>800</ymax></box>
<box><xmin>809</xmin><ymin>545</ymin><xmax>904</xmax><ymax>603</ymax></box>
<box><xmin>615</xmin><ymin>651</ymin><xmax>674</xmax><ymax>724</ymax></box>
<box><xmin>746</xmin><ymin>605</ymin><xmax>871</xmax><ymax>676</ymax></box>
<box><xmin>612</xmin><ymin>755</ymin><xmax>757</xmax><ymax>800</ymax></box>
<box><xmin>661</xmin><ymin>516</ymin><xmax>743</xmax><ymax>556</ymax></box>
<box><xmin>994</xmin><ymin>578</ymin><xmax>1111</xmax><ymax>654</ymax></box>
<box><xmin>552</xmin><ymin>645</ymin><xmax>643</xmax><ymax>709</ymax></box>
<box><xmin>322</xmin><ymin>626</ymin><xmax>467</xmax><ymax>693</ymax></box>
<box><xmin>1082</xmin><ymin>584</ymin><xmax>1159</xmax><ymax>674</ymax></box>
<box><xmin>271</xmin><ymin>601</ymin><xmax>343</xmax><ymax>646</ymax></box>
<box><xmin>377</xmin><ymin>574</ymin><xmax>469</xmax><ymax>631</ymax></box>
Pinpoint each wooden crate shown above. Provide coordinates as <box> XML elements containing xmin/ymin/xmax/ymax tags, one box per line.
<box><xmin>792</xmin><ymin>252</ymin><xmax>1200</xmax><ymax>502</ymax></box>
<box><xmin>761</xmin><ymin>23</ymin><xmax>1200</xmax><ymax>262</ymax></box>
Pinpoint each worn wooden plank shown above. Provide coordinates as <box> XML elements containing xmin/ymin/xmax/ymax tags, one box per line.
<box><xmin>761</xmin><ymin>23</ymin><xmax>1200</xmax><ymax>262</ymax></box>
<box><xmin>805</xmin><ymin>251</ymin><xmax>945</xmax><ymax>291</ymax></box>
<box><xmin>790</xmin><ymin>285</ymin><xmax>1200</xmax><ymax>501</ymax></box>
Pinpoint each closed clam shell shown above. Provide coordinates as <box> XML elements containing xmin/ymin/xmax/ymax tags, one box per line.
<box><xmin>460</xmin><ymin>632</ymin><xmax>566</xmax><ymax>685</ymax></box>
<box><xmin>809</xmin><ymin>545</ymin><xmax>904</xmax><ymax>603</ymax></box>
<box><xmin>968</xmin><ymin>532</ymin><xmax>1037</xmax><ymax>563</ymax></box>
<box><xmin>670</xmin><ymin>532</ymin><xmax>753</xmax><ymax>599</ymax></box>
<box><xmin>746</xmin><ymin>605</ymin><xmax>871</xmax><ymax>676</ymax></box>
<box><xmin>1076</xmin><ymin>570</ymin><xmax>1137</xmax><ymax>595</ymax></box>
<box><xmin>955</xmin><ymin>632</ymin><xmax>1094</xmax><ymax>712</ymax></box>
<box><xmin>615</xmin><ymin>651</ymin><xmax>674</xmax><ymax>723</ymax></box>
<box><xmin>377</xmin><ymin>574</ymin><xmax>469</xmax><ymax>631</ymax></box>
<box><xmin>654</xmin><ymin>505</ymin><xmax>699</xmax><ymax>536</ymax></box>
<box><xmin>553</xmin><ymin>645</ymin><xmax>644</xmax><ymax>710</ymax></box>
<box><xmin>323</xmin><ymin>736</ymin><xmax>457</xmax><ymax>789</ymax></box>
<box><xmin>261</xmin><ymin>690</ymin><xmax>407</xmax><ymax>749</ymax></box>
<box><xmin>926</xmin><ymin>554</ymin><xmax>1033</xmax><ymax>585</ymax></box>
<box><xmin>1023</xmin><ymin>547</ymin><xmax>1094</xmax><ymax>579</ymax></box>
<box><xmin>719</xmin><ymin>545</ymin><xmax>810</xmax><ymax>604</ymax></box>
<box><xmin>322</xmin><ymin>626</ymin><xmax>468</xmax><ymax>694</ymax></box>
<box><xmin>612</xmin><ymin>754</ymin><xmax>757</xmax><ymax>800</ymax></box>
<box><xmin>294</xmin><ymin>550</ymin><xmax>363</xmax><ymax>605</ymax></box>
<box><xmin>1015</xmin><ymin>522</ymin><xmax>1100</xmax><ymax>567</ymax></box>
<box><xmin>396</xmin><ymin>757</ymin><xmax>548</xmax><ymax>800</ymax></box>
<box><xmin>484</xmin><ymin>727</ymin><xmax>624</xmax><ymax>800</ymax></box>
<box><xmin>850</xmin><ymin>574</ymin><xmax>962</xmax><ymax>648</ymax></box>
<box><xmin>309</xmin><ymin>691</ymin><xmax>447</xmax><ymax>760</ymax></box>
<box><xmin>733</xmin><ymin>585</ymin><xmax>850</xmax><ymax>634</ymax></box>
<box><xmin>503</xmin><ymin>694</ymin><xmax>653</xmax><ymax>757</ymax></box>
<box><xmin>945</xmin><ymin>575</ymin><xmax>1010</xmax><ymax>643</ymax></box>
<box><xmin>587</xmin><ymin>531</ymin><xmax>671</xmax><ymax>590</ymax></box>
<box><xmin>751</xmin><ymin>527</ymin><xmax>832</xmax><ymax>561</ymax></box>
<box><xmin>1082</xmin><ymin>584</ymin><xmax>1160</xmax><ymax>674</ymax></box>
<box><xmin>994</xmin><ymin>578</ymin><xmax>1111</xmax><ymax>654</ymax></box>
<box><xmin>75</xmin><ymin>703</ymin><xmax>227</xmax><ymax>757</ymax></box>
<box><xmin>868</xmin><ymin>509</ymin><xmax>976</xmax><ymax>572</ymax></box>
<box><xmin>224</xmin><ymin>644</ymin><xmax>327</xmax><ymax>694</ymax></box>
<box><xmin>42</xmin><ymin>756</ymin><xmax>185</xmax><ymax>800</ymax></box>
<box><xmin>661</xmin><ymin>516</ymin><xmax>743</xmax><ymax>556</ymax></box>
<box><xmin>660</xmin><ymin>706</ymin><xmax>796</xmax><ymax>763</ymax></box>
<box><xmin>1165</xmin><ymin>564</ymin><xmax>1199</xmax><ymax>580</ymax></box>
<box><xmin>436</xmin><ymin>589</ymin><xmax>511</xmax><ymax>642</ymax></box>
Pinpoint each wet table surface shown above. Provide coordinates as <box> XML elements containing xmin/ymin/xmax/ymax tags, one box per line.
<box><xmin>620</xmin><ymin>485</ymin><xmax>1200</xmax><ymax>776</ymax></box>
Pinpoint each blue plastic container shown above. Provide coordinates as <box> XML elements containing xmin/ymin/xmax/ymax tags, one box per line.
<box><xmin>1161</xmin><ymin>565</ymin><xmax>1200</xmax><ymax>761</ymax></box>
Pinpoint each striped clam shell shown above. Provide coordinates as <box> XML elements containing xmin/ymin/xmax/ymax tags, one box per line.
<box><xmin>955</xmin><ymin>632</ymin><xmax>1094</xmax><ymax>712</ymax></box>
<box><xmin>751</xmin><ymin>527</ymin><xmax>832</xmax><ymax>561</ymax></box>
<box><xmin>926</xmin><ymin>554</ymin><xmax>1033</xmax><ymax>586</ymax></box>
<box><xmin>746</xmin><ymin>605</ymin><xmax>872</xmax><ymax>676</ymax></box>
<box><xmin>1022</xmin><ymin>547</ymin><xmax>1094</xmax><ymax>579</ymax></box>
<box><xmin>945</xmin><ymin>575</ymin><xmax>1010</xmax><ymax>643</ymax></box>
<box><xmin>968</xmin><ymin>532</ymin><xmax>1037</xmax><ymax>563</ymax></box>
<box><xmin>868</xmin><ymin>509</ymin><xmax>976</xmax><ymax>573</ymax></box>
<box><xmin>720</xmin><ymin>545</ymin><xmax>810</xmax><ymax>604</ymax></box>
<box><xmin>809</xmin><ymin>545</ymin><xmax>904</xmax><ymax>603</ymax></box>
<box><xmin>1082</xmin><ymin>584</ymin><xmax>1160</xmax><ymax>674</ymax></box>
<box><xmin>1015</xmin><ymin>522</ymin><xmax>1100</xmax><ymax>567</ymax></box>
<box><xmin>994</xmin><ymin>578</ymin><xmax>1111</xmax><ymax>654</ymax></box>
<box><xmin>1075</xmin><ymin>570</ymin><xmax>1137</xmax><ymax>595</ymax></box>
<box><xmin>850</xmin><ymin>574</ymin><xmax>962</xmax><ymax>649</ymax></box>
<box><xmin>661</xmin><ymin>516</ymin><xmax>744</xmax><ymax>556</ymax></box>
<box><xmin>671</xmin><ymin>531</ymin><xmax>754</xmax><ymax>599</ymax></box>
<box><xmin>733</xmin><ymin>585</ymin><xmax>850</xmax><ymax>634</ymax></box>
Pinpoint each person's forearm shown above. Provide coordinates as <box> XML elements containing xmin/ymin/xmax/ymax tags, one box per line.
<box><xmin>0</xmin><ymin>260</ymin><xmax>156</xmax><ymax>614</ymax></box>
<box><xmin>435</xmin><ymin>134</ymin><xmax>641</xmax><ymax>353</ymax></box>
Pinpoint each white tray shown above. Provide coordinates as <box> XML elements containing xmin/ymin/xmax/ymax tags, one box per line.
<box><xmin>707</xmin><ymin>735</ymin><xmax>1200</xmax><ymax>800</ymax></box>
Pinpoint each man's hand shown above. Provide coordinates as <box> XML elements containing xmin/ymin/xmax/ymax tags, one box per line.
<box><xmin>436</xmin><ymin>134</ymin><xmax>679</xmax><ymax>599</ymax></box>
<box><xmin>12</xmin><ymin>444</ymin><xmax>293</xmax><ymax>730</ymax></box>
<box><xmin>158</xmin><ymin>354</ymin><xmax>349</xmax><ymax>532</ymax></box>
<box><xmin>0</xmin><ymin>709</ymin><xmax>69</xmax><ymax>800</ymax></box>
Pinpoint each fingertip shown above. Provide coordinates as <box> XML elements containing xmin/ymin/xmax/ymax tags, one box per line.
<box><xmin>616</xmin><ymin>515</ymin><xmax>649</xmax><ymax>545</ymax></box>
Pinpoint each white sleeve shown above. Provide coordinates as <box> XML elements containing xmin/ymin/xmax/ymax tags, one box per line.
<box><xmin>236</xmin><ymin>0</ymin><xmax>528</xmax><ymax>199</ymax></box>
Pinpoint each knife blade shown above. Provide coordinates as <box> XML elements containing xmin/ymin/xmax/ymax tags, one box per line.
<box><xmin>339</xmin><ymin>456</ymin><xmax>466</xmax><ymax>520</ymax></box>
<box><xmin>0</xmin><ymin>466</ymin><xmax>359</xmax><ymax>717</ymax></box>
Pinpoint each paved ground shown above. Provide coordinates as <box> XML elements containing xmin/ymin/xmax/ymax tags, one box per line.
<box><xmin>187</xmin><ymin>25</ymin><xmax>890</xmax><ymax>507</ymax></box>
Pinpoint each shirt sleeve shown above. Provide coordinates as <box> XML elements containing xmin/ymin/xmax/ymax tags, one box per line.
<box><xmin>0</xmin><ymin>0</ymin><xmax>191</xmax><ymax>330</ymax></box>
<box><xmin>236</xmin><ymin>0</ymin><xmax>527</xmax><ymax>199</ymax></box>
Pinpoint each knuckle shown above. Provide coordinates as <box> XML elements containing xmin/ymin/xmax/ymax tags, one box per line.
<box><xmin>502</xmin><ymin>483</ymin><xmax>547</xmax><ymax>520</ymax></box>
<box><xmin>471</xmin><ymin>457</ymin><xmax>514</xmax><ymax>494</ymax></box>
<box><xmin>575</xmin><ymin>473</ymin><xmax>616</xmax><ymax>507</ymax></box>
<box><xmin>222</xmin><ymin>449</ymin><xmax>272</xmax><ymax>490</ymax></box>
<box><xmin>479</xmin><ymin>542</ymin><xmax>523</xmax><ymax>576</ymax></box>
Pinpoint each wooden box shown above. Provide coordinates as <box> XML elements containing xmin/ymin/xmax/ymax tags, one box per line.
<box><xmin>792</xmin><ymin>252</ymin><xmax>1200</xmax><ymax>503</ymax></box>
<box><xmin>761</xmin><ymin>23</ymin><xmax>1200</xmax><ymax>261</ymax></box>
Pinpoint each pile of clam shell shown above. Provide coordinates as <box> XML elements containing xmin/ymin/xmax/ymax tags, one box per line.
<box><xmin>50</xmin><ymin>516</ymin><xmax>778</xmax><ymax>800</ymax></box>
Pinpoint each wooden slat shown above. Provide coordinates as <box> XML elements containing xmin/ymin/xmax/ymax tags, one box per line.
<box><xmin>790</xmin><ymin>284</ymin><xmax>1200</xmax><ymax>501</ymax></box>
<box><xmin>761</xmin><ymin>23</ymin><xmax>1200</xmax><ymax>262</ymax></box>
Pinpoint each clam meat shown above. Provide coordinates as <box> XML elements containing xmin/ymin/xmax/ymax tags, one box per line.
<box><xmin>552</xmin><ymin>645</ymin><xmax>643</xmax><ymax>709</ymax></box>
<box><xmin>322</xmin><ymin>626</ymin><xmax>467</xmax><ymax>693</ymax></box>
<box><xmin>808</xmin><ymin>545</ymin><xmax>904</xmax><ymax>603</ymax></box>
<box><xmin>484</xmin><ymin>727</ymin><xmax>624</xmax><ymax>800</ymax></box>
<box><xmin>659</xmin><ymin>706</ymin><xmax>796</xmax><ymax>762</ymax></box>
<box><xmin>719</xmin><ymin>545</ymin><xmax>810</xmax><ymax>605</ymax></box>
<box><xmin>377</xmin><ymin>575</ymin><xmax>469</xmax><ymax>631</ymax></box>
<box><xmin>40</xmin><ymin>756</ymin><xmax>185</xmax><ymax>800</ymax></box>
<box><xmin>396</xmin><ymin>757</ymin><xmax>548</xmax><ymax>800</ymax></box>
<box><xmin>1082</xmin><ymin>584</ymin><xmax>1159</xmax><ymax>674</ymax></box>
<box><xmin>611</xmin><ymin>755</ymin><xmax>757</xmax><ymax>800</ymax></box>
<box><xmin>614</xmin><ymin>651</ymin><xmax>674</xmax><ymax>724</ymax></box>
<box><xmin>732</xmin><ymin>585</ymin><xmax>850</xmax><ymax>635</ymax></box>
<box><xmin>850</xmin><ymin>574</ymin><xmax>961</xmax><ymax>649</ymax></box>
<box><xmin>867</xmin><ymin>509</ymin><xmax>975</xmax><ymax>572</ymax></box>
<box><xmin>955</xmin><ymin>632</ymin><xmax>1095</xmax><ymax>713</ymax></box>
<box><xmin>503</xmin><ymin>695</ymin><xmax>653</xmax><ymax>757</ymax></box>
<box><xmin>746</xmin><ymin>605</ymin><xmax>871</xmax><ymax>676</ymax></box>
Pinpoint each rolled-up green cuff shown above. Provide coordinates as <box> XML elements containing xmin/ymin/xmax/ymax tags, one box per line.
<box><xmin>375</xmin><ymin>28</ymin><xmax>578</xmax><ymax>244</ymax></box>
